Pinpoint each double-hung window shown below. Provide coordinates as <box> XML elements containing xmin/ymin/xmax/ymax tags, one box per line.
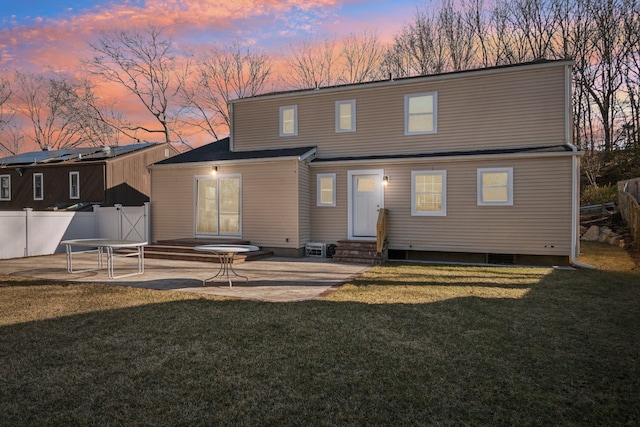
<box><xmin>33</xmin><ymin>173</ymin><xmax>43</xmax><ymax>200</ymax></box>
<box><xmin>412</xmin><ymin>170</ymin><xmax>446</xmax><ymax>216</ymax></box>
<box><xmin>335</xmin><ymin>100</ymin><xmax>356</xmax><ymax>133</ymax></box>
<box><xmin>405</xmin><ymin>92</ymin><xmax>437</xmax><ymax>135</ymax></box>
<box><xmin>279</xmin><ymin>105</ymin><xmax>298</xmax><ymax>136</ymax></box>
<box><xmin>317</xmin><ymin>173</ymin><xmax>336</xmax><ymax>207</ymax></box>
<box><xmin>69</xmin><ymin>171</ymin><xmax>80</xmax><ymax>199</ymax></box>
<box><xmin>0</xmin><ymin>175</ymin><xmax>10</xmax><ymax>201</ymax></box>
<box><xmin>477</xmin><ymin>167</ymin><xmax>513</xmax><ymax>206</ymax></box>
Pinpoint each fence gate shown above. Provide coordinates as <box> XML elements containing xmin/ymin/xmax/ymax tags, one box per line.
<box><xmin>115</xmin><ymin>204</ymin><xmax>149</xmax><ymax>242</ymax></box>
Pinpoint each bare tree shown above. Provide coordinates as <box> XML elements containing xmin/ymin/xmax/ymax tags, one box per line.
<box><xmin>285</xmin><ymin>36</ymin><xmax>342</xmax><ymax>88</ymax></box>
<box><xmin>84</xmin><ymin>25</ymin><xmax>187</xmax><ymax>143</ymax></box>
<box><xmin>12</xmin><ymin>71</ymin><xmax>92</xmax><ymax>150</ymax></box>
<box><xmin>183</xmin><ymin>41</ymin><xmax>272</xmax><ymax>139</ymax></box>
<box><xmin>439</xmin><ymin>0</ymin><xmax>477</xmax><ymax>71</ymax></box>
<box><xmin>385</xmin><ymin>7</ymin><xmax>447</xmax><ymax>77</ymax></box>
<box><xmin>340</xmin><ymin>30</ymin><xmax>386</xmax><ymax>83</ymax></box>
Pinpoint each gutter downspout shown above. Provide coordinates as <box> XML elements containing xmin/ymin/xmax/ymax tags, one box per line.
<box><xmin>565</xmin><ymin>63</ymin><xmax>595</xmax><ymax>269</ymax></box>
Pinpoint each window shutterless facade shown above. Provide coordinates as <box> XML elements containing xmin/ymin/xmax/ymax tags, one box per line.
<box><xmin>412</xmin><ymin>170</ymin><xmax>446</xmax><ymax>216</ymax></box>
<box><xmin>405</xmin><ymin>92</ymin><xmax>437</xmax><ymax>135</ymax></box>
<box><xmin>317</xmin><ymin>173</ymin><xmax>336</xmax><ymax>207</ymax></box>
<box><xmin>335</xmin><ymin>100</ymin><xmax>356</xmax><ymax>133</ymax></box>
<box><xmin>0</xmin><ymin>175</ymin><xmax>10</xmax><ymax>201</ymax></box>
<box><xmin>69</xmin><ymin>171</ymin><xmax>80</xmax><ymax>199</ymax></box>
<box><xmin>33</xmin><ymin>173</ymin><xmax>43</xmax><ymax>200</ymax></box>
<box><xmin>477</xmin><ymin>167</ymin><xmax>513</xmax><ymax>206</ymax></box>
<box><xmin>279</xmin><ymin>105</ymin><xmax>298</xmax><ymax>136</ymax></box>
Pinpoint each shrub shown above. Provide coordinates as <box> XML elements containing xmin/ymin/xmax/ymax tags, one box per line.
<box><xmin>581</xmin><ymin>183</ymin><xmax>618</xmax><ymax>206</ymax></box>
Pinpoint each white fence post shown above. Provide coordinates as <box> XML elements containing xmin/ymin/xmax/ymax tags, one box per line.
<box><xmin>144</xmin><ymin>202</ymin><xmax>151</xmax><ymax>243</ymax></box>
<box><xmin>23</xmin><ymin>208</ymin><xmax>32</xmax><ymax>257</ymax></box>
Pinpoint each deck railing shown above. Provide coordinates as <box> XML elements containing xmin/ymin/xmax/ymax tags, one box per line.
<box><xmin>618</xmin><ymin>178</ymin><xmax>640</xmax><ymax>249</ymax></box>
<box><xmin>376</xmin><ymin>208</ymin><xmax>388</xmax><ymax>254</ymax></box>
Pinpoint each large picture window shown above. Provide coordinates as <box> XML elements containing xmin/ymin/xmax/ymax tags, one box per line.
<box><xmin>279</xmin><ymin>105</ymin><xmax>298</xmax><ymax>136</ymax></box>
<box><xmin>335</xmin><ymin>100</ymin><xmax>356</xmax><ymax>133</ymax></box>
<box><xmin>33</xmin><ymin>173</ymin><xmax>43</xmax><ymax>200</ymax></box>
<box><xmin>477</xmin><ymin>167</ymin><xmax>513</xmax><ymax>206</ymax></box>
<box><xmin>317</xmin><ymin>173</ymin><xmax>336</xmax><ymax>207</ymax></box>
<box><xmin>0</xmin><ymin>175</ymin><xmax>10</xmax><ymax>201</ymax></box>
<box><xmin>196</xmin><ymin>175</ymin><xmax>241</xmax><ymax>236</ymax></box>
<box><xmin>412</xmin><ymin>170</ymin><xmax>446</xmax><ymax>216</ymax></box>
<box><xmin>69</xmin><ymin>171</ymin><xmax>80</xmax><ymax>199</ymax></box>
<box><xmin>405</xmin><ymin>92</ymin><xmax>437</xmax><ymax>135</ymax></box>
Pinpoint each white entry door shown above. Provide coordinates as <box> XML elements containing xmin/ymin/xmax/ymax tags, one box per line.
<box><xmin>349</xmin><ymin>170</ymin><xmax>384</xmax><ymax>239</ymax></box>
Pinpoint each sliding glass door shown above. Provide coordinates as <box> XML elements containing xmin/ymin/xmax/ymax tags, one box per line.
<box><xmin>196</xmin><ymin>175</ymin><xmax>241</xmax><ymax>236</ymax></box>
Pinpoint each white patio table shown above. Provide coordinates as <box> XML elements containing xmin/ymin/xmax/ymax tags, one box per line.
<box><xmin>194</xmin><ymin>244</ymin><xmax>259</xmax><ymax>288</ymax></box>
<box><xmin>60</xmin><ymin>239</ymin><xmax>147</xmax><ymax>279</ymax></box>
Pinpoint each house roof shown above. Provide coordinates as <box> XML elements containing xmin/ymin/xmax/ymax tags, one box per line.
<box><xmin>0</xmin><ymin>143</ymin><xmax>157</xmax><ymax>166</ymax></box>
<box><xmin>230</xmin><ymin>59</ymin><xmax>574</xmax><ymax>103</ymax></box>
<box><xmin>311</xmin><ymin>144</ymin><xmax>576</xmax><ymax>163</ymax></box>
<box><xmin>154</xmin><ymin>138</ymin><xmax>317</xmax><ymax>165</ymax></box>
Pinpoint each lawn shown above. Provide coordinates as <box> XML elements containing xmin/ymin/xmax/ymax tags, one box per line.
<box><xmin>0</xmin><ymin>242</ymin><xmax>638</xmax><ymax>426</ymax></box>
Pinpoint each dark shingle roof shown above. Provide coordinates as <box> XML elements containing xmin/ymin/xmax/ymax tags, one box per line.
<box><xmin>312</xmin><ymin>144</ymin><xmax>575</xmax><ymax>163</ymax></box>
<box><xmin>154</xmin><ymin>138</ymin><xmax>316</xmax><ymax>165</ymax></box>
<box><xmin>0</xmin><ymin>143</ymin><xmax>155</xmax><ymax>166</ymax></box>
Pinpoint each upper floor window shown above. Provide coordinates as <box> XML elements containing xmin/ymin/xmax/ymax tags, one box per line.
<box><xmin>405</xmin><ymin>92</ymin><xmax>437</xmax><ymax>135</ymax></box>
<box><xmin>335</xmin><ymin>100</ymin><xmax>356</xmax><ymax>133</ymax></box>
<box><xmin>412</xmin><ymin>170</ymin><xmax>446</xmax><ymax>216</ymax></box>
<box><xmin>477</xmin><ymin>167</ymin><xmax>513</xmax><ymax>206</ymax></box>
<box><xmin>279</xmin><ymin>105</ymin><xmax>298</xmax><ymax>136</ymax></box>
<box><xmin>69</xmin><ymin>171</ymin><xmax>80</xmax><ymax>199</ymax></box>
<box><xmin>317</xmin><ymin>173</ymin><xmax>336</xmax><ymax>207</ymax></box>
<box><xmin>33</xmin><ymin>173</ymin><xmax>43</xmax><ymax>200</ymax></box>
<box><xmin>0</xmin><ymin>175</ymin><xmax>10</xmax><ymax>201</ymax></box>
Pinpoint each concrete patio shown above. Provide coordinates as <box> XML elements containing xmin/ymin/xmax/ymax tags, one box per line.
<box><xmin>0</xmin><ymin>252</ymin><xmax>371</xmax><ymax>302</ymax></box>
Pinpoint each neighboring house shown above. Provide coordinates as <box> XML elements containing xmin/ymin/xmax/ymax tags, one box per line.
<box><xmin>150</xmin><ymin>59</ymin><xmax>583</xmax><ymax>265</ymax></box>
<box><xmin>0</xmin><ymin>143</ymin><xmax>178</xmax><ymax>210</ymax></box>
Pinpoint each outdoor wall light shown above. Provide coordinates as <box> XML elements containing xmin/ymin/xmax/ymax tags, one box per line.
<box><xmin>383</xmin><ymin>175</ymin><xmax>389</xmax><ymax>186</ymax></box>
<box><xmin>211</xmin><ymin>166</ymin><xmax>218</xmax><ymax>175</ymax></box>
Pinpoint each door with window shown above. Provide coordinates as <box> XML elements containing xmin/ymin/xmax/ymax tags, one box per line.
<box><xmin>195</xmin><ymin>175</ymin><xmax>241</xmax><ymax>236</ymax></box>
<box><xmin>349</xmin><ymin>170</ymin><xmax>384</xmax><ymax>239</ymax></box>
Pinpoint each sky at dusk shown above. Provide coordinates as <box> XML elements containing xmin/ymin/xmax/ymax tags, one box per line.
<box><xmin>0</xmin><ymin>0</ymin><xmax>427</xmax><ymax>149</ymax></box>
<box><xmin>0</xmin><ymin>0</ymin><xmax>422</xmax><ymax>74</ymax></box>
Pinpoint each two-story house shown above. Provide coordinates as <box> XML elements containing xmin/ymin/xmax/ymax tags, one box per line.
<box><xmin>0</xmin><ymin>143</ymin><xmax>178</xmax><ymax>211</ymax></box>
<box><xmin>149</xmin><ymin>59</ymin><xmax>583</xmax><ymax>265</ymax></box>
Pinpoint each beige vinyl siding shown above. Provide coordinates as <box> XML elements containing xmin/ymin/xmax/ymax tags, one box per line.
<box><xmin>297</xmin><ymin>163</ymin><xmax>311</xmax><ymax>247</ymax></box>
<box><xmin>310</xmin><ymin>165</ymin><xmax>350</xmax><ymax>243</ymax></box>
<box><xmin>232</xmin><ymin>64</ymin><xmax>568</xmax><ymax>158</ymax></box>
<box><xmin>151</xmin><ymin>159</ymin><xmax>304</xmax><ymax>248</ymax></box>
<box><xmin>310</xmin><ymin>155</ymin><xmax>574</xmax><ymax>256</ymax></box>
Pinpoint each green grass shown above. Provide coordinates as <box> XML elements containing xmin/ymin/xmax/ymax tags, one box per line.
<box><xmin>1</xmin><ymin>242</ymin><xmax>638</xmax><ymax>426</ymax></box>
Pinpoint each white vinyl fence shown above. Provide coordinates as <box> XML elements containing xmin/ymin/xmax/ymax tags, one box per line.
<box><xmin>0</xmin><ymin>203</ymin><xmax>150</xmax><ymax>260</ymax></box>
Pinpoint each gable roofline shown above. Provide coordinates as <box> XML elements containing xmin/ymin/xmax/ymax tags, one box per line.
<box><xmin>229</xmin><ymin>59</ymin><xmax>574</xmax><ymax>104</ymax></box>
<box><xmin>150</xmin><ymin>137</ymin><xmax>316</xmax><ymax>169</ymax></box>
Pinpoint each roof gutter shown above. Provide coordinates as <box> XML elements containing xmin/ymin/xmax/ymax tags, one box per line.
<box><xmin>148</xmin><ymin>148</ymin><xmax>317</xmax><ymax>171</ymax></box>
<box><xmin>311</xmin><ymin>147</ymin><xmax>580</xmax><ymax>167</ymax></box>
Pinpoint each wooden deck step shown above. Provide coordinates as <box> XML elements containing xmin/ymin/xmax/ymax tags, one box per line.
<box><xmin>332</xmin><ymin>240</ymin><xmax>388</xmax><ymax>265</ymax></box>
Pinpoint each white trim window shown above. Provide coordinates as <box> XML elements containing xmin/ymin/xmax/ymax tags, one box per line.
<box><xmin>33</xmin><ymin>173</ymin><xmax>43</xmax><ymax>200</ymax></box>
<box><xmin>0</xmin><ymin>174</ymin><xmax>10</xmax><ymax>201</ymax></box>
<box><xmin>69</xmin><ymin>171</ymin><xmax>80</xmax><ymax>199</ymax></box>
<box><xmin>335</xmin><ymin>100</ymin><xmax>356</xmax><ymax>133</ymax></box>
<box><xmin>317</xmin><ymin>173</ymin><xmax>336</xmax><ymax>207</ymax></box>
<box><xmin>279</xmin><ymin>105</ymin><xmax>298</xmax><ymax>136</ymax></box>
<box><xmin>477</xmin><ymin>167</ymin><xmax>513</xmax><ymax>206</ymax></box>
<box><xmin>405</xmin><ymin>92</ymin><xmax>437</xmax><ymax>135</ymax></box>
<box><xmin>412</xmin><ymin>170</ymin><xmax>446</xmax><ymax>216</ymax></box>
